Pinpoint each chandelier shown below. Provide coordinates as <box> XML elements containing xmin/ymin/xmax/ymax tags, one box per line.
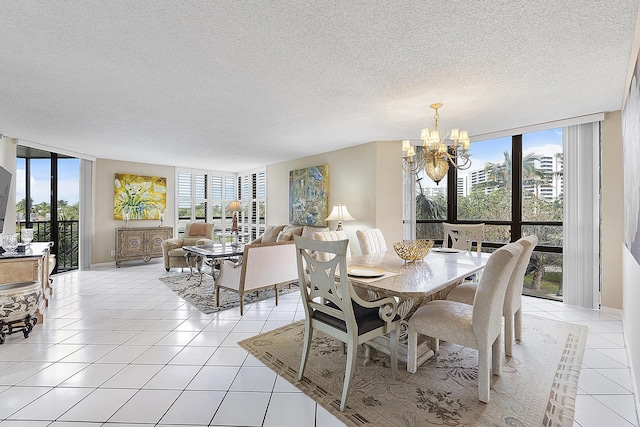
<box><xmin>402</xmin><ymin>103</ymin><xmax>471</xmax><ymax>184</ymax></box>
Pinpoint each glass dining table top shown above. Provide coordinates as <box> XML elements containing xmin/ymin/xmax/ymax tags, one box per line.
<box><xmin>346</xmin><ymin>250</ymin><xmax>491</xmax><ymax>298</ymax></box>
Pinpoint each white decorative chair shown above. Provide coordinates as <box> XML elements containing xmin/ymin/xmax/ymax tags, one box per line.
<box><xmin>214</xmin><ymin>241</ymin><xmax>298</xmax><ymax>315</ymax></box>
<box><xmin>442</xmin><ymin>222</ymin><xmax>485</xmax><ymax>252</ymax></box>
<box><xmin>294</xmin><ymin>235</ymin><xmax>400</xmax><ymax>411</ymax></box>
<box><xmin>356</xmin><ymin>228</ymin><xmax>388</xmax><ymax>255</ymax></box>
<box><xmin>407</xmin><ymin>242</ymin><xmax>523</xmax><ymax>403</ymax></box>
<box><xmin>446</xmin><ymin>235</ymin><xmax>538</xmax><ymax>356</ymax></box>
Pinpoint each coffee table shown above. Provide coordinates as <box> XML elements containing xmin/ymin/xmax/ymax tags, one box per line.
<box><xmin>182</xmin><ymin>244</ymin><xmax>244</xmax><ymax>285</ymax></box>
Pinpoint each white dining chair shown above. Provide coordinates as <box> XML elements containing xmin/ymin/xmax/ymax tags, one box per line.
<box><xmin>312</xmin><ymin>230</ymin><xmax>351</xmax><ymax>261</ymax></box>
<box><xmin>442</xmin><ymin>223</ymin><xmax>485</xmax><ymax>252</ymax></box>
<box><xmin>407</xmin><ymin>242</ymin><xmax>523</xmax><ymax>403</ymax></box>
<box><xmin>446</xmin><ymin>235</ymin><xmax>539</xmax><ymax>356</ymax></box>
<box><xmin>356</xmin><ymin>228</ymin><xmax>388</xmax><ymax>255</ymax></box>
<box><xmin>294</xmin><ymin>235</ymin><xmax>400</xmax><ymax>411</ymax></box>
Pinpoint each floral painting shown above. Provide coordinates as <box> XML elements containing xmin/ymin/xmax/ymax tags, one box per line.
<box><xmin>114</xmin><ymin>173</ymin><xmax>166</xmax><ymax>220</ymax></box>
<box><xmin>289</xmin><ymin>165</ymin><xmax>329</xmax><ymax>226</ymax></box>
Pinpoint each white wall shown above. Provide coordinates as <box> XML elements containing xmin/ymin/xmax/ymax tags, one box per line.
<box><xmin>93</xmin><ymin>159</ymin><xmax>175</xmax><ymax>265</ymax></box>
<box><xmin>266</xmin><ymin>140</ymin><xmax>403</xmax><ymax>256</ymax></box>
<box><xmin>601</xmin><ymin>111</ymin><xmax>623</xmax><ymax>309</ymax></box>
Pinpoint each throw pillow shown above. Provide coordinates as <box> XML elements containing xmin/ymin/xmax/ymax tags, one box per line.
<box><xmin>261</xmin><ymin>225</ymin><xmax>286</xmax><ymax>243</ymax></box>
<box><xmin>282</xmin><ymin>224</ymin><xmax>303</xmax><ymax>237</ymax></box>
<box><xmin>188</xmin><ymin>223</ymin><xmax>208</xmax><ymax>237</ymax></box>
<box><xmin>276</xmin><ymin>231</ymin><xmax>293</xmax><ymax>242</ymax></box>
<box><xmin>301</xmin><ymin>225</ymin><xmax>329</xmax><ymax>240</ymax></box>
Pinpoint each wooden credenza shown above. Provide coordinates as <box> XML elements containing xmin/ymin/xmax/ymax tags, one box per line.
<box><xmin>116</xmin><ymin>226</ymin><xmax>173</xmax><ymax>267</ymax></box>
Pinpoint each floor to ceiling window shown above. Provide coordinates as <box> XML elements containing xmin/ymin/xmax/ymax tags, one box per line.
<box><xmin>408</xmin><ymin>128</ymin><xmax>564</xmax><ymax>301</ymax></box>
<box><xmin>176</xmin><ymin>168</ymin><xmax>266</xmax><ymax>243</ymax></box>
<box><xmin>15</xmin><ymin>146</ymin><xmax>80</xmax><ymax>273</ymax></box>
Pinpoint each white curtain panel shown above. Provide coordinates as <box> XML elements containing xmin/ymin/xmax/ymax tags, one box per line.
<box><xmin>402</xmin><ymin>167</ymin><xmax>416</xmax><ymax>240</ymax></box>
<box><xmin>79</xmin><ymin>159</ymin><xmax>93</xmax><ymax>270</ymax></box>
<box><xmin>563</xmin><ymin>121</ymin><xmax>600</xmax><ymax>309</ymax></box>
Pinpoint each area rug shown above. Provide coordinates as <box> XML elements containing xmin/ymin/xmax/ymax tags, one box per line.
<box><xmin>159</xmin><ymin>274</ymin><xmax>299</xmax><ymax>314</ymax></box>
<box><xmin>239</xmin><ymin>315</ymin><xmax>587</xmax><ymax>427</ymax></box>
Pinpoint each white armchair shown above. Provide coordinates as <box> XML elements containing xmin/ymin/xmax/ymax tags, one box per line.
<box><xmin>407</xmin><ymin>242</ymin><xmax>523</xmax><ymax>403</ymax></box>
<box><xmin>214</xmin><ymin>241</ymin><xmax>298</xmax><ymax>315</ymax></box>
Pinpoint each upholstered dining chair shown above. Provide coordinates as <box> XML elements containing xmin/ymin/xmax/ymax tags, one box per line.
<box><xmin>407</xmin><ymin>242</ymin><xmax>523</xmax><ymax>403</ymax></box>
<box><xmin>312</xmin><ymin>230</ymin><xmax>351</xmax><ymax>261</ymax></box>
<box><xmin>356</xmin><ymin>228</ymin><xmax>388</xmax><ymax>255</ymax></box>
<box><xmin>446</xmin><ymin>235</ymin><xmax>539</xmax><ymax>356</ymax></box>
<box><xmin>293</xmin><ymin>235</ymin><xmax>400</xmax><ymax>411</ymax></box>
<box><xmin>442</xmin><ymin>222</ymin><xmax>485</xmax><ymax>252</ymax></box>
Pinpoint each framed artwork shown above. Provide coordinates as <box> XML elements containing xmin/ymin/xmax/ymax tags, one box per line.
<box><xmin>114</xmin><ymin>173</ymin><xmax>166</xmax><ymax>220</ymax></box>
<box><xmin>289</xmin><ymin>165</ymin><xmax>329</xmax><ymax>226</ymax></box>
<box><xmin>623</xmin><ymin>48</ymin><xmax>640</xmax><ymax>265</ymax></box>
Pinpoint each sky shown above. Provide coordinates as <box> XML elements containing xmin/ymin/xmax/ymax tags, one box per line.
<box><xmin>15</xmin><ymin>158</ymin><xmax>80</xmax><ymax>205</ymax></box>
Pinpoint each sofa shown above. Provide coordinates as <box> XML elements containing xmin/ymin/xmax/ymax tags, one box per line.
<box><xmin>212</xmin><ymin>223</ymin><xmax>330</xmax><ymax>315</ymax></box>
<box><xmin>161</xmin><ymin>222</ymin><xmax>216</xmax><ymax>271</ymax></box>
<box><xmin>250</xmin><ymin>223</ymin><xmax>329</xmax><ymax>244</ymax></box>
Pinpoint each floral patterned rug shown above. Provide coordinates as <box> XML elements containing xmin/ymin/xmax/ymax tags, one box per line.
<box><xmin>239</xmin><ymin>315</ymin><xmax>587</xmax><ymax>427</ymax></box>
<box><xmin>159</xmin><ymin>274</ymin><xmax>299</xmax><ymax>314</ymax></box>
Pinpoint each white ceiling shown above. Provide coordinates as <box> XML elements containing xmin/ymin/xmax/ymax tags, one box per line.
<box><xmin>1</xmin><ymin>1</ymin><xmax>638</xmax><ymax>172</ymax></box>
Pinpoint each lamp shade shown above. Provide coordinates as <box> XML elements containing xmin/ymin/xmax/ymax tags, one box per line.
<box><xmin>325</xmin><ymin>204</ymin><xmax>355</xmax><ymax>222</ymax></box>
<box><xmin>228</xmin><ymin>200</ymin><xmax>242</xmax><ymax>211</ymax></box>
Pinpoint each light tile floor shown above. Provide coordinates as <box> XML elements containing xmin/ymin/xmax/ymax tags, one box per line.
<box><xmin>0</xmin><ymin>261</ymin><xmax>636</xmax><ymax>426</ymax></box>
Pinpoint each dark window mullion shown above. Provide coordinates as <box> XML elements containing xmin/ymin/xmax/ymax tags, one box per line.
<box><xmin>512</xmin><ymin>135</ymin><xmax>523</xmax><ymax>242</ymax></box>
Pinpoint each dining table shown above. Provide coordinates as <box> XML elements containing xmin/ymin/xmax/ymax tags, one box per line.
<box><xmin>346</xmin><ymin>248</ymin><xmax>491</xmax><ymax>369</ymax></box>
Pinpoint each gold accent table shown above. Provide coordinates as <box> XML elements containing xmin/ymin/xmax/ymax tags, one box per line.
<box><xmin>116</xmin><ymin>226</ymin><xmax>173</xmax><ymax>267</ymax></box>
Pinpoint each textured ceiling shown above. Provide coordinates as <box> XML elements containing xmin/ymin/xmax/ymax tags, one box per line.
<box><xmin>0</xmin><ymin>1</ymin><xmax>638</xmax><ymax>172</ymax></box>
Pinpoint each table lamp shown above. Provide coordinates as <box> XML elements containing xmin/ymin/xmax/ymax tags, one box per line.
<box><xmin>229</xmin><ymin>200</ymin><xmax>242</xmax><ymax>235</ymax></box>
<box><xmin>325</xmin><ymin>204</ymin><xmax>355</xmax><ymax>231</ymax></box>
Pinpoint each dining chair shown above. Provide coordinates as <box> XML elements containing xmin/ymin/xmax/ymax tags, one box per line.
<box><xmin>407</xmin><ymin>242</ymin><xmax>523</xmax><ymax>403</ymax></box>
<box><xmin>356</xmin><ymin>228</ymin><xmax>388</xmax><ymax>255</ymax></box>
<box><xmin>312</xmin><ymin>230</ymin><xmax>351</xmax><ymax>261</ymax></box>
<box><xmin>442</xmin><ymin>222</ymin><xmax>485</xmax><ymax>252</ymax></box>
<box><xmin>446</xmin><ymin>235</ymin><xmax>539</xmax><ymax>356</ymax></box>
<box><xmin>293</xmin><ymin>235</ymin><xmax>400</xmax><ymax>411</ymax></box>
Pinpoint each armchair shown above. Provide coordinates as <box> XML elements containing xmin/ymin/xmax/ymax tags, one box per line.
<box><xmin>294</xmin><ymin>235</ymin><xmax>400</xmax><ymax>411</ymax></box>
<box><xmin>214</xmin><ymin>241</ymin><xmax>298</xmax><ymax>315</ymax></box>
<box><xmin>161</xmin><ymin>222</ymin><xmax>216</xmax><ymax>271</ymax></box>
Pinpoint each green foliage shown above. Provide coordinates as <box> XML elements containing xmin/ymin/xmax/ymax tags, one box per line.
<box><xmin>458</xmin><ymin>187</ymin><xmax>512</xmax><ymax>221</ymax></box>
<box><xmin>16</xmin><ymin>199</ymin><xmax>79</xmax><ymax>220</ymax></box>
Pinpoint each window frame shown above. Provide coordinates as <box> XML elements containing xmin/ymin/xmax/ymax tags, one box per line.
<box><xmin>408</xmin><ymin>133</ymin><xmax>563</xmax><ymax>254</ymax></box>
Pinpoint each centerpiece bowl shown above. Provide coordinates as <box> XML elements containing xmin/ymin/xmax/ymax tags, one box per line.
<box><xmin>393</xmin><ymin>239</ymin><xmax>434</xmax><ymax>262</ymax></box>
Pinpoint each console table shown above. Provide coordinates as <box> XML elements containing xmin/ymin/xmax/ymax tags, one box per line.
<box><xmin>0</xmin><ymin>242</ymin><xmax>53</xmax><ymax>324</ymax></box>
<box><xmin>116</xmin><ymin>226</ymin><xmax>173</xmax><ymax>267</ymax></box>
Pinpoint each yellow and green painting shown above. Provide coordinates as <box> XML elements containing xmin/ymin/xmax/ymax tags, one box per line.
<box><xmin>114</xmin><ymin>173</ymin><xmax>166</xmax><ymax>220</ymax></box>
